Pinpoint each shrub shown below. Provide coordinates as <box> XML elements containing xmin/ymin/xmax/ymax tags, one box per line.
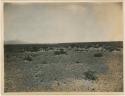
<box><xmin>104</xmin><ymin>46</ymin><xmax>116</xmax><ymax>52</ymax></box>
<box><xmin>76</xmin><ymin>61</ymin><xmax>80</xmax><ymax>63</ymax></box>
<box><xmin>84</xmin><ymin>70</ymin><xmax>97</xmax><ymax>80</ymax></box>
<box><xmin>116</xmin><ymin>48</ymin><xmax>120</xmax><ymax>51</ymax></box>
<box><xmin>24</xmin><ymin>55</ymin><xmax>32</xmax><ymax>61</ymax></box>
<box><xmin>94</xmin><ymin>44</ymin><xmax>100</xmax><ymax>48</ymax></box>
<box><xmin>42</xmin><ymin>61</ymin><xmax>47</xmax><ymax>64</ymax></box>
<box><xmin>54</xmin><ymin>49</ymin><xmax>67</xmax><ymax>55</ymax></box>
<box><xmin>30</xmin><ymin>47</ymin><xmax>40</xmax><ymax>52</ymax></box>
<box><xmin>54</xmin><ymin>51</ymin><xmax>60</xmax><ymax>55</ymax></box>
<box><xmin>108</xmin><ymin>47</ymin><xmax>114</xmax><ymax>52</ymax></box>
<box><xmin>94</xmin><ymin>53</ymin><xmax>103</xmax><ymax>57</ymax></box>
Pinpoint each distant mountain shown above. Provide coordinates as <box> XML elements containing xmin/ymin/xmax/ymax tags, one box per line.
<box><xmin>4</xmin><ymin>40</ymin><xmax>30</xmax><ymax>44</ymax></box>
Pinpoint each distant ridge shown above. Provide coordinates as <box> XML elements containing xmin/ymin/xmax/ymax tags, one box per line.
<box><xmin>4</xmin><ymin>40</ymin><xmax>31</xmax><ymax>44</ymax></box>
<box><xmin>4</xmin><ymin>41</ymin><xmax>123</xmax><ymax>45</ymax></box>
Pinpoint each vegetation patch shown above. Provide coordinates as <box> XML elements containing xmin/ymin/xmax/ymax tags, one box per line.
<box><xmin>54</xmin><ymin>49</ymin><xmax>67</xmax><ymax>55</ymax></box>
<box><xmin>94</xmin><ymin>53</ymin><xmax>103</xmax><ymax>57</ymax></box>
<box><xmin>24</xmin><ymin>55</ymin><xmax>32</xmax><ymax>61</ymax></box>
<box><xmin>76</xmin><ymin>61</ymin><xmax>80</xmax><ymax>63</ymax></box>
<box><xmin>29</xmin><ymin>47</ymin><xmax>40</xmax><ymax>52</ymax></box>
<box><xmin>42</xmin><ymin>61</ymin><xmax>47</xmax><ymax>64</ymax></box>
<box><xmin>84</xmin><ymin>70</ymin><xmax>97</xmax><ymax>80</ymax></box>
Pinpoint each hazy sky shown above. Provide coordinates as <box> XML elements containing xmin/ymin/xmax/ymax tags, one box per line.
<box><xmin>4</xmin><ymin>3</ymin><xmax>123</xmax><ymax>43</ymax></box>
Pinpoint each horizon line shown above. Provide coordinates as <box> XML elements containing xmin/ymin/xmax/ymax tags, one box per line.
<box><xmin>4</xmin><ymin>40</ymin><xmax>123</xmax><ymax>45</ymax></box>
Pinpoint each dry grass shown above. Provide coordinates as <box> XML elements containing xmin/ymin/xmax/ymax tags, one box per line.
<box><xmin>4</xmin><ymin>45</ymin><xmax>123</xmax><ymax>92</ymax></box>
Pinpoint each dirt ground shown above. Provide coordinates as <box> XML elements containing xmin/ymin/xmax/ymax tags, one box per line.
<box><xmin>4</xmin><ymin>43</ymin><xmax>123</xmax><ymax>92</ymax></box>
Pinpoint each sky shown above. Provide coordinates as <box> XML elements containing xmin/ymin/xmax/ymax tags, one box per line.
<box><xmin>4</xmin><ymin>3</ymin><xmax>123</xmax><ymax>44</ymax></box>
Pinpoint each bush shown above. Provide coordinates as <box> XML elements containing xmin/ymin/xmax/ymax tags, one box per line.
<box><xmin>30</xmin><ymin>47</ymin><xmax>40</xmax><ymax>52</ymax></box>
<box><xmin>54</xmin><ymin>49</ymin><xmax>67</xmax><ymax>55</ymax></box>
<box><xmin>54</xmin><ymin>51</ymin><xmax>60</xmax><ymax>55</ymax></box>
<box><xmin>76</xmin><ymin>61</ymin><xmax>80</xmax><ymax>63</ymax></box>
<box><xmin>42</xmin><ymin>61</ymin><xmax>47</xmax><ymax>64</ymax></box>
<box><xmin>84</xmin><ymin>70</ymin><xmax>97</xmax><ymax>80</ymax></box>
<box><xmin>108</xmin><ymin>48</ymin><xmax>114</xmax><ymax>52</ymax></box>
<box><xmin>94</xmin><ymin>53</ymin><xmax>103</xmax><ymax>57</ymax></box>
<box><xmin>116</xmin><ymin>48</ymin><xmax>120</xmax><ymax>51</ymax></box>
<box><xmin>24</xmin><ymin>55</ymin><xmax>32</xmax><ymax>61</ymax></box>
<box><xmin>104</xmin><ymin>46</ymin><xmax>116</xmax><ymax>52</ymax></box>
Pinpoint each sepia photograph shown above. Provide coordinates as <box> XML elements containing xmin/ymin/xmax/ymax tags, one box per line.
<box><xmin>3</xmin><ymin>1</ymin><xmax>123</xmax><ymax>93</ymax></box>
